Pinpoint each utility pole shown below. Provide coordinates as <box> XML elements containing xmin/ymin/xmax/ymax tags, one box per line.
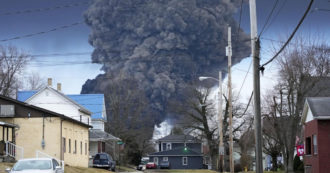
<box><xmin>249</xmin><ymin>0</ymin><xmax>263</xmax><ymax>172</ymax></box>
<box><xmin>226</xmin><ymin>26</ymin><xmax>234</xmax><ymax>173</ymax></box>
<box><xmin>218</xmin><ymin>71</ymin><xmax>224</xmax><ymax>172</ymax></box>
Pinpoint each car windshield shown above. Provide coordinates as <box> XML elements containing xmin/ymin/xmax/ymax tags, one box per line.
<box><xmin>12</xmin><ymin>160</ymin><xmax>52</xmax><ymax>171</ymax></box>
<box><xmin>99</xmin><ymin>154</ymin><xmax>107</xmax><ymax>160</ymax></box>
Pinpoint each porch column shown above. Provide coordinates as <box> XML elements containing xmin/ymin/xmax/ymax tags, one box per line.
<box><xmin>11</xmin><ymin>127</ymin><xmax>15</xmax><ymax>144</ymax></box>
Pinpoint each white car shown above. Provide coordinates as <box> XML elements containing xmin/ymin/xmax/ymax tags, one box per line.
<box><xmin>6</xmin><ymin>158</ymin><xmax>64</xmax><ymax>173</ymax></box>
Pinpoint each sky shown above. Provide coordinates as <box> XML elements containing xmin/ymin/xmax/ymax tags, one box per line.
<box><xmin>0</xmin><ymin>0</ymin><xmax>329</xmax><ymax>99</ymax></box>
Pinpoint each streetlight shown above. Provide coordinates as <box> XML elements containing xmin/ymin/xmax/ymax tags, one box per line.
<box><xmin>199</xmin><ymin>71</ymin><xmax>225</xmax><ymax>172</ymax></box>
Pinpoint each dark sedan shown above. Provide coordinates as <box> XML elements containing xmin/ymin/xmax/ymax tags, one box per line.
<box><xmin>93</xmin><ymin>153</ymin><xmax>116</xmax><ymax>171</ymax></box>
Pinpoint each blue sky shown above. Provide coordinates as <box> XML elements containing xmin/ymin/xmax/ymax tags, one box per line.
<box><xmin>0</xmin><ymin>0</ymin><xmax>329</xmax><ymax>96</ymax></box>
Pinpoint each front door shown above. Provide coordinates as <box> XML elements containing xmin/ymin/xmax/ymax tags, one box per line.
<box><xmin>154</xmin><ymin>157</ymin><xmax>158</xmax><ymax>165</ymax></box>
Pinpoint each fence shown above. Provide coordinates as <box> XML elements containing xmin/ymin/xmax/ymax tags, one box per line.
<box><xmin>5</xmin><ymin>141</ymin><xmax>24</xmax><ymax>160</ymax></box>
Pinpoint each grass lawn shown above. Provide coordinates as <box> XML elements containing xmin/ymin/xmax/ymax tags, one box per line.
<box><xmin>116</xmin><ymin>165</ymin><xmax>137</xmax><ymax>172</ymax></box>
<box><xmin>0</xmin><ymin>162</ymin><xmax>113</xmax><ymax>173</ymax></box>
<box><xmin>145</xmin><ymin>170</ymin><xmax>218</xmax><ymax>173</ymax></box>
<box><xmin>145</xmin><ymin>170</ymin><xmax>285</xmax><ymax>173</ymax></box>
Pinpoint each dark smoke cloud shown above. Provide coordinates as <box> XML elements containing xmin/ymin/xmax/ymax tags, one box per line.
<box><xmin>82</xmin><ymin>0</ymin><xmax>250</xmax><ymax>124</ymax></box>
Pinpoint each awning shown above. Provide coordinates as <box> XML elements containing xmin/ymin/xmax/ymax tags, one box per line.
<box><xmin>89</xmin><ymin>129</ymin><xmax>120</xmax><ymax>142</ymax></box>
<box><xmin>0</xmin><ymin>121</ymin><xmax>18</xmax><ymax>128</ymax></box>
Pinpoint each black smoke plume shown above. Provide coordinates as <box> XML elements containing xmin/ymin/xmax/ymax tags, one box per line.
<box><xmin>82</xmin><ymin>0</ymin><xmax>250</xmax><ymax>126</ymax></box>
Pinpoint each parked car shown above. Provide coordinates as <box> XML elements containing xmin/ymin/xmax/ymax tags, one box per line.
<box><xmin>6</xmin><ymin>158</ymin><xmax>63</xmax><ymax>173</ymax></box>
<box><xmin>92</xmin><ymin>153</ymin><xmax>116</xmax><ymax>171</ymax></box>
<box><xmin>159</xmin><ymin>161</ymin><xmax>170</xmax><ymax>169</ymax></box>
<box><xmin>146</xmin><ymin>162</ymin><xmax>157</xmax><ymax>169</ymax></box>
<box><xmin>137</xmin><ymin>159</ymin><xmax>149</xmax><ymax>171</ymax></box>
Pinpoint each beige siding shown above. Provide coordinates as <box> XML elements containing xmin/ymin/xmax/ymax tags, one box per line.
<box><xmin>1</xmin><ymin>117</ymin><xmax>89</xmax><ymax>168</ymax></box>
<box><xmin>1</xmin><ymin>117</ymin><xmax>61</xmax><ymax>159</ymax></box>
<box><xmin>62</xmin><ymin>120</ymin><xmax>89</xmax><ymax>167</ymax></box>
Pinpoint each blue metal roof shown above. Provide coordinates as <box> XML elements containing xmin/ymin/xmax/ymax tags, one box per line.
<box><xmin>17</xmin><ymin>91</ymin><xmax>106</xmax><ymax>120</ymax></box>
<box><xmin>17</xmin><ymin>91</ymin><xmax>37</xmax><ymax>102</ymax></box>
<box><xmin>67</xmin><ymin>94</ymin><xmax>106</xmax><ymax>120</ymax></box>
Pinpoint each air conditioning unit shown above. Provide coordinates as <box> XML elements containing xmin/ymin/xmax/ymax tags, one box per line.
<box><xmin>0</xmin><ymin>105</ymin><xmax>15</xmax><ymax>117</ymax></box>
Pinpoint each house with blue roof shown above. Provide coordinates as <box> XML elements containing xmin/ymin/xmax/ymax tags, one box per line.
<box><xmin>17</xmin><ymin>78</ymin><xmax>120</xmax><ymax>163</ymax></box>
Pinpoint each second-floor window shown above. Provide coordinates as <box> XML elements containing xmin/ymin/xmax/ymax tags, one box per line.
<box><xmin>166</xmin><ymin>143</ymin><xmax>171</xmax><ymax>150</ymax></box>
<box><xmin>313</xmin><ymin>135</ymin><xmax>317</xmax><ymax>155</ymax></box>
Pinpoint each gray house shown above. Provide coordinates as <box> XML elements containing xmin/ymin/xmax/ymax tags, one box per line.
<box><xmin>149</xmin><ymin>134</ymin><xmax>203</xmax><ymax>169</ymax></box>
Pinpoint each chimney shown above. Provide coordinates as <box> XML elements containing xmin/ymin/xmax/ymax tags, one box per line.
<box><xmin>47</xmin><ymin>78</ymin><xmax>52</xmax><ymax>87</ymax></box>
<box><xmin>57</xmin><ymin>83</ymin><xmax>62</xmax><ymax>92</ymax></box>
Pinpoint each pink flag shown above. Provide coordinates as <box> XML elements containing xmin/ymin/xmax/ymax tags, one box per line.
<box><xmin>296</xmin><ymin>145</ymin><xmax>304</xmax><ymax>156</ymax></box>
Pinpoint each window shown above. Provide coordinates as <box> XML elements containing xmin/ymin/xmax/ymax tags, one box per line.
<box><xmin>63</xmin><ymin>137</ymin><xmax>66</xmax><ymax>153</ymax></box>
<box><xmin>163</xmin><ymin>157</ymin><xmax>168</xmax><ymax>161</ymax></box>
<box><xmin>0</xmin><ymin>105</ymin><xmax>15</xmax><ymax>117</ymax></box>
<box><xmin>68</xmin><ymin>139</ymin><xmax>71</xmax><ymax>153</ymax></box>
<box><xmin>182</xmin><ymin>157</ymin><xmax>188</xmax><ymax>165</ymax></box>
<box><xmin>166</xmin><ymin>143</ymin><xmax>171</xmax><ymax>150</ymax></box>
<box><xmin>74</xmin><ymin>140</ymin><xmax>77</xmax><ymax>154</ymax></box>
<box><xmin>305</xmin><ymin>137</ymin><xmax>311</xmax><ymax>155</ymax></box>
<box><xmin>85</xmin><ymin>143</ymin><xmax>87</xmax><ymax>155</ymax></box>
<box><xmin>80</xmin><ymin>141</ymin><xmax>82</xmax><ymax>154</ymax></box>
<box><xmin>313</xmin><ymin>135</ymin><xmax>317</xmax><ymax>155</ymax></box>
<box><xmin>154</xmin><ymin>157</ymin><xmax>158</xmax><ymax>165</ymax></box>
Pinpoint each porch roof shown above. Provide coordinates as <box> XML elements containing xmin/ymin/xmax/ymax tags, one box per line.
<box><xmin>0</xmin><ymin>121</ymin><xmax>18</xmax><ymax>128</ymax></box>
<box><xmin>89</xmin><ymin>129</ymin><xmax>120</xmax><ymax>142</ymax></box>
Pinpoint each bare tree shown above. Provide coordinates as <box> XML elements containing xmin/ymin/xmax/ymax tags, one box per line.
<box><xmin>263</xmin><ymin>36</ymin><xmax>330</xmax><ymax>173</ymax></box>
<box><xmin>0</xmin><ymin>45</ymin><xmax>30</xmax><ymax>97</ymax></box>
<box><xmin>103</xmin><ymin>77</ymin><xmax>155</xmax><ymax>165</ymax></box>
<box><xmin>171</xmin><ymin>84</ymin><xmax>248</xmax><ymax>170</ymax></box>
<box><xmin>24</xmin><ymin>72</ymin><xmax>46</xmax><ymax>90</ymax></box>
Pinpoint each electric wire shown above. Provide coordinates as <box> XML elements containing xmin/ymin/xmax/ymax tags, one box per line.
<box><xmin>0</xmin><ymin>21</ymin><xmax>84</xmax><ymax>42</ymax></box>
<box><xmin>260</xmin><ymin>0</ymin><xmax>315</xmax><ymax>68</ymax></box>
<box><xmin>258</xmin><ymin>0</ymin><xmax>280</xmax><ymax>37</ymax></box>
<box><xmin>0</xmin><ymin>1</ymin><xmax>89</xmax><ymax>16</ymax></box>
<box><xmin>263</xmin><ymin>0</ymin><xmax>288</xmax><ymax>34</ymax></box>
<box><xmin>236</xmin><ymin>0</ymin><xmax>244</xmax><ymax>40</ymax></box>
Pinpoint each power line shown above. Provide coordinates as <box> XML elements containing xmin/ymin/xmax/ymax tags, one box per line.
<box><xmin>260</xmin><ymin>0</ymin><xmax>315</xmax><ymax>68</ymax></box>
<box><xmin>31</xmin><ymin>52</ymin><xmax>92</xmax><ymax>58</ymax></box>
<box><xmin>0</xmin><ymin>1</ymin><xmax>89</xmax><ymax>16</ymax></box>
<box><xmin>259</xmin><ymin>0</ymin><xmax>279</xmax><ymax>37</ymax></box>
<box><xmin>236</xmin><ymin>0</ymin><xmax>244</xmax><ymax>41</ymax></box>
<box><xmin>236</xmin><ymin>59</ymin><xmax>252</xmax><ymax>100</ymax></box>
<box><xmin>262</xmin><ymin>0</ymin><xmax>288</xmax><ymax>35</ymax></box>
<box><xmin>0</xmin><ymin>21</ymin><xmax>84</xmax><ymax>42</ymax></box>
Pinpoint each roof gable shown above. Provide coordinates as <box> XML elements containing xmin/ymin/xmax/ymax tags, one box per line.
<box><xmin>302</xmin><ymin>97</ymin><xmax>330</xmax><ymax>123</ymax></box>
<box><xmin>25</xmin><ymin>86</ymin><xmax>91</xmax><ymax>115</ymax></box>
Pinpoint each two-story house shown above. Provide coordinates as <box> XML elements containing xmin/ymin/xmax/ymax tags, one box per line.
<box><xmin>301</xmin><ymin>97</ymin><xmax>330</xmax><ymax>173</ymax></box>
<box><xmin>67</xmin><ymin>94</ymin><xmax>121</xmax><ymax>160</ymax></box>
<box><xmin>17</xmin><ymin>79</ymin><xmax>120</xmax><ymax>162</ymax></box>
<box><xmin>148</xmin><ymin>134</ymin><xmax>203</xmax><ymax>169</ymax></box>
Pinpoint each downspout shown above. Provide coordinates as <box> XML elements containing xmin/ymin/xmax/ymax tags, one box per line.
<box><xmin>60</xmin><ymin>119</ymin><xmax>63</xmax><ymax>161</ymax></box>
<box><xmin>41</xmin><ymin>114</ymin><xmax>45</xmax><ymax>149</ymax></box>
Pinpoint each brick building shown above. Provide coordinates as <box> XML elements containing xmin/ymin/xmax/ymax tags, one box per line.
<box><xmin>301</xmin><ymin>97</ymin><xmax>330</xmax><ymax>173</ymax></box>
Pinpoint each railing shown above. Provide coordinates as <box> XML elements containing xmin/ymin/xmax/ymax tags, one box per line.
<box><xmin>5</xmin><ymin>141</ymin><xmax>24</xmax><ymax>160</ymax></box>
<box><xmin>36</xmin><ymin>150</ymin><xmax>65</xmax><ymax>171</ymax></box>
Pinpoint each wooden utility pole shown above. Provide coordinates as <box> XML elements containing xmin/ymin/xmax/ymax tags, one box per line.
<box><xmin>226</xmin><ymin>26</ymin><xmax>234</xmax><ymax>173</ymax></box>
<box><xmin>218</xmin><ymin>71</ymin><xmax>224</xmax><ymax>172</ymax></box>
<box><xmin>249</xmin><ymin>0</ymin><xmax>263</xmax><ymax>172</ymax></box>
